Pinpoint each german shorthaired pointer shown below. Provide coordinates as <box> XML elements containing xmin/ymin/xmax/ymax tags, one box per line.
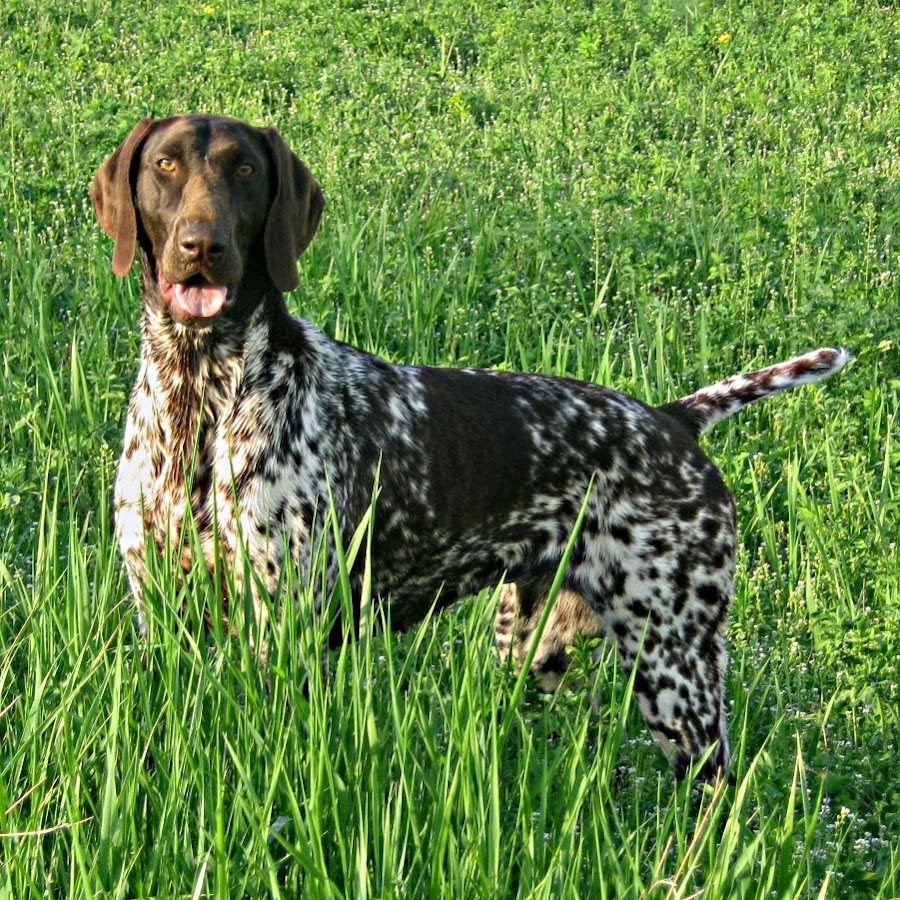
<box><xmin>92</xmin><ymin>115</ymin><xmax>848</xmax><ymax>780</ymax></box>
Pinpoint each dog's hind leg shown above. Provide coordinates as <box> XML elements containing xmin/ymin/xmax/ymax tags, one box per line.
<box><xmin>494</xmin><ymin>580</ymin><xmax>606</xmax><ymax>695</ymax></box>
<box><xmin>577</xmin><ymin>512</ymin><xmax>736</xmax><ymax>781</ymax></box>
<box><xmin>603</xmin><ymin>592</ymin><xmax>732</xmax><ymax>781</ymax></box>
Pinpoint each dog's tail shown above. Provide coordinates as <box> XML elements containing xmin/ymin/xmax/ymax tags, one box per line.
<box><xmin>659</xmin><ymin>347</ymin><xmax>851</xmax><ymax>438</ymax></box>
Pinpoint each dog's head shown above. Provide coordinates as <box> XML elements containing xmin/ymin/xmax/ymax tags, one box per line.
<box><xmin>90</xmin><ymin>115</ymin><xmax>325</xmax><ymax>327</ymax></box>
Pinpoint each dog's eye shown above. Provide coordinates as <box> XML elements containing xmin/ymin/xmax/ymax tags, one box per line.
<box><xmin>157</xmin><ymin>158</ymin><xmax>177</xmax><ymax>173</ymax></box>
<box><xmin>237</xmin><ymin>163</ymin><xmax>255</xmax><ymax>177</ymax></box>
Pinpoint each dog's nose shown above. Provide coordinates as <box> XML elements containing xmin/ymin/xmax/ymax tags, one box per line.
<box><xmin>176</xmin><ymin>220</ymin><xmax>228</xmax><ymax>264</ymax></box>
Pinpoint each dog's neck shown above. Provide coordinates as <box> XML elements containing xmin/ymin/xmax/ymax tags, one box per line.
<box><xmin>137</xmin><ymin>252</ymin><xmax>280</xmax><ymax>350</ymax></box>
<box><xmin>133</xmin><ymin>253</ymin><xmax>308</xmax><ymax>465</ymax></box>
<box><xmin>134</xmin><ymin>262</ymin><xmax>271</xmax><ymax>441</ymax></box>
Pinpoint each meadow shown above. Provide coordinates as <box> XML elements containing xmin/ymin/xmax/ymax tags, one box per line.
<box><xmin>1</xmin><ymin>0</ymin><xmax>898</xmax><ymax>895</ymax></box>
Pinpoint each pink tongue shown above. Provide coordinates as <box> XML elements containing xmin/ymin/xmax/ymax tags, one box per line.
<box><xmin>172</xmin><ymin>282</ymin><xmax>228</xmax><ymax>318</ymax></box>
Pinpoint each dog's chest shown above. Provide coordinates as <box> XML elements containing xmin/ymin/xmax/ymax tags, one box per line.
<box><xmin>114</xmin><ymin>339</ymin><xmax>317</xmax><ymax>591</ymax></box>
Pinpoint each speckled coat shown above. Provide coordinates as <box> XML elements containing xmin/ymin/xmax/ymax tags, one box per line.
<box><xmin>93</xmin><ymin>115</ymin><xmax>848</xmax><ymax>780</ymax></box>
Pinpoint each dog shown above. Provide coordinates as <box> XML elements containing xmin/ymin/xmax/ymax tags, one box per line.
<box><xmin>91</xmin><ymin>114</ymin><xmax>848</xmax><ymax>780</ymax></box>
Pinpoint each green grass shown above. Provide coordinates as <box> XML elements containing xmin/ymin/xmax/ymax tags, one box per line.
<box><xmin>1</xmin><ymin>0</ymin><xmax>899</xmax><ymax>895</ymax></box>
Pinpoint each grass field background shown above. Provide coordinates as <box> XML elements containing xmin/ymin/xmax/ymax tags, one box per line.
<box><xmin>1</xmin><ymin>0</ymin><xmax>898</xmax><ymax>896</ymax></box>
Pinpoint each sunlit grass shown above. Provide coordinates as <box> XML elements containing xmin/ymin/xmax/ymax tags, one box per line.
<box><xmin>1</xmin><ymin>0</ymin><xmax>899</xmax><ymax>895</ymax></box>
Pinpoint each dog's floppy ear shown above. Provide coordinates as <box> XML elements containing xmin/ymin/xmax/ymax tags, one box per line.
<box><xmin>90</xmin><ymin>117</ymin><xmax>158</xmax><ymax>277</ymax></box>
<box><xmin>261</xmin><ymin>126</ymin><xmax>325</xmax><ymax>293</ymax></box>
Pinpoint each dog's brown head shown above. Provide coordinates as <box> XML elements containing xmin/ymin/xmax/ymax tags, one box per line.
<box><xmin>90</xmin><ymin>115</ymin><xmax>325</xmax><ymax>326</ymax></box>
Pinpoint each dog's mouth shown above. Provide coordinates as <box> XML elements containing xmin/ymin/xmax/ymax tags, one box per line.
<box><xmin>159</xmin><ymin>273</ymin><xmax>235</xmax><ymax>324</ymax></box>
